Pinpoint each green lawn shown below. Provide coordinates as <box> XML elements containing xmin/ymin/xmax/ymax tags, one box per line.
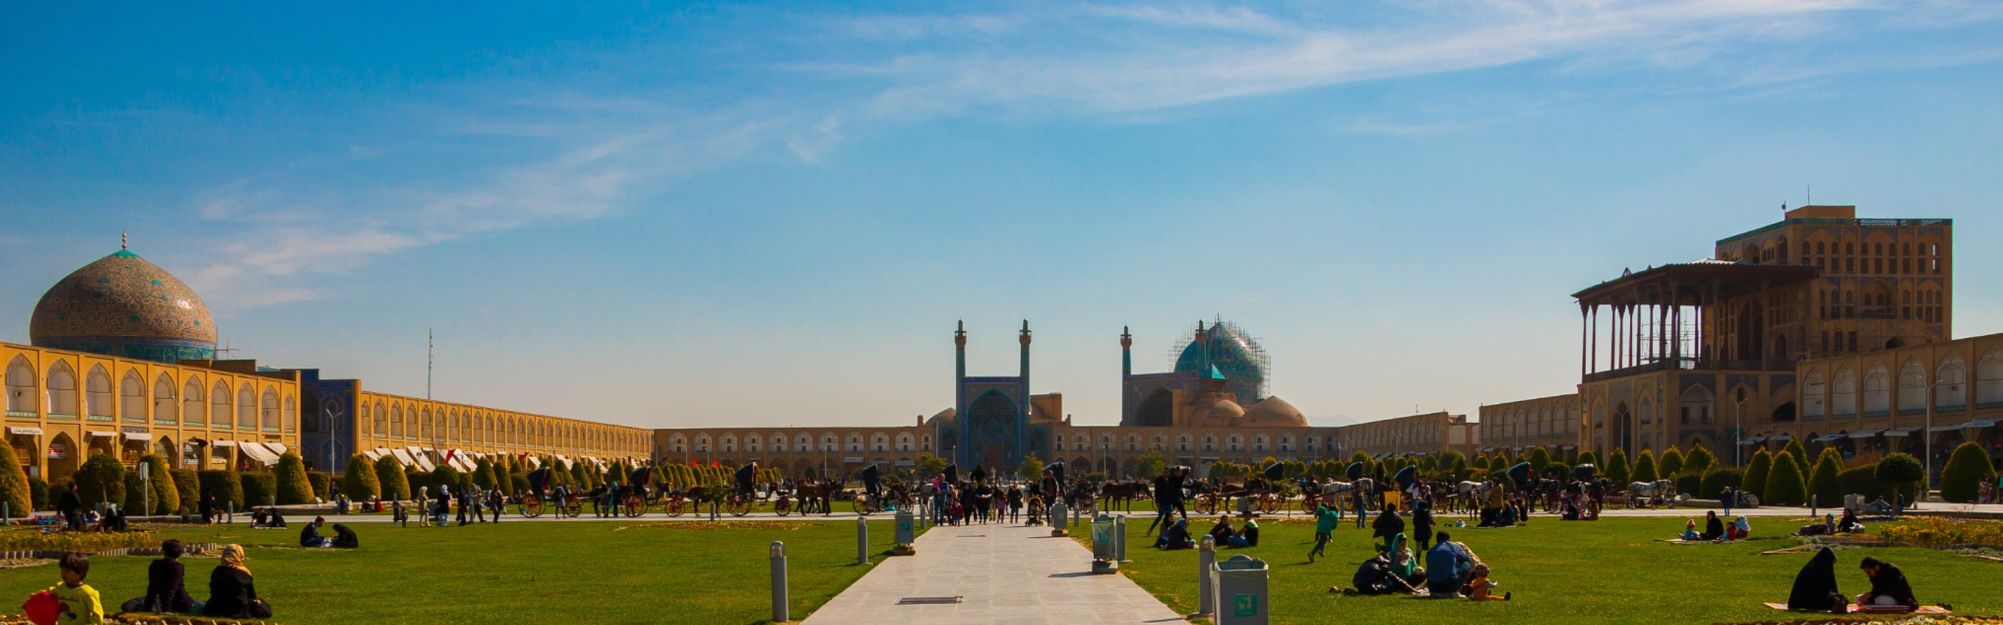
<box><xmin>0</xmin><ymin>519</ymin><xmax>904</xmax><ymax>625</ymax></box>
<box><xmin>1097</xmin><ymin>515</ymin><xmax>2001</xmax><ymax>625</ymax></box>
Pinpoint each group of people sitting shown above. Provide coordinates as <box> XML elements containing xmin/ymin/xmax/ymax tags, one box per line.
<box><xmin>1788</xmin><ymin>547</ymin><xmax>1918</xmax><ymax>613</ymax></box>
<box><xmin>1150</xmin><ymin>515</ymin><xmax>1262</xmax><ymax>550</ymax></box>
<box><xmin>298</xmin><ymin>516</ymin><xmax>360</xmax><ymax>549</ymax></box>
<box><xmin>1343</xmin><ymin>531</ymin><xmax>1508</xmax><ymax>600</ymax></box>
<box><xmin>70</xmin><ymin>540</ymin><xmax>279</xmax><ymax>619</ymax></box>
<box><xmin>1796</xmin><ymin>509</ymin><xmax>1868</xmax><ymax>536</ymax></box>
<box><xmin>1678</xmin><ymin>511</ymin><xmax>1751</xmax><ymax>541</ymax></box>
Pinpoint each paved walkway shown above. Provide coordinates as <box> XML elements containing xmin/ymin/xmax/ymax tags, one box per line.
<box><xmin>800</xmin><ymin>523</ymin><xmax>1186</xmax><ymax>625</ymax></box>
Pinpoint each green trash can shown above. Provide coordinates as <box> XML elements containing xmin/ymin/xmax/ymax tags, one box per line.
<box><xmin>1211</xmin><ymin>554</ymin><xmax>1268</xmax><ymax>625</ymax></box>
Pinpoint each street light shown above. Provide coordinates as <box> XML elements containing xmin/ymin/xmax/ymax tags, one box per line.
<box><xmin>1734</xmin><ymin>388</ymin><xmax>1749</xmax><ymax>467</ymax></box>
<box><xmin>1922</xmin><ymin>376</ymin><xmax>1962</xmax><ymax>503</ymax></box>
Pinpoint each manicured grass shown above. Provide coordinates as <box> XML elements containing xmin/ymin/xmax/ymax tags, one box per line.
<box><xmin>0</xmin><ymin>519</ymin><xmax>904</xmax><ymax>625</ymax></box>
<box><xmin>1098</xmin><ymin>515</ymin><xmax>2002</xmax><ymax>624</ymax></box>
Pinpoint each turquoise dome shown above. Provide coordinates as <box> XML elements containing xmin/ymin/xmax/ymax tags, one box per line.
<box><xmin>1173</xmin><ymin>322</ymin><xmax>1268</xmax><ymax>404</ymax></box>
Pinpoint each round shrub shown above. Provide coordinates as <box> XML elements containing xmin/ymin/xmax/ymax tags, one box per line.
<box><xmin>1604</xmin><ymin>448</ymin><xmax>1630</xmax><ymax>486</ymax></box>
<box><xmin>307</xmin><ymin>471</ymin><xmax>331</xmax><ymax>500</ymax></box>
<box><xmin>198</xmin><ymin>470</ymin><xmax>244</xmax><ymax>511</ymax></box>
<box><xmin>1765</xmin><ymin>451</ymin><xmax>1807</xmax><ymax>506</ymax></box>
<box><xmin>274</xmin><ymin>452</ymin><xmax>314</xmax><ymax>505</ymax></box>
<box><xmin>1807</xmin><ymin>450</ymin><xmax>1844</xmax><ymax>507</ymax></box>
<box><xmin>75</xmin><ymin>453</ymin><xmax>126</xmax><ymax>509</ymax></box>
<box><xmin>430</xmin><ymin>465</ymin><xmax>463</xmax><ymax>493</ymax></box>
<box><xmin>239</xmin><ymin>472</ymin><xmax>277</xmax><ymax>507</ymax></box>
<box><xmin>342</xmin><ymin>455</ymin><xmax>380</xmax><ymax>501</ymax></box>
<box><xmin>0</xmin><ymin>443</ymin><xmax>31</xmax><ymax>517</ymax></box>
<box><xmin>1743</xmin><ymin>450</ymin><xmax>1773</xmax><ymax>500</ymax></box>
<box><xmin>139</xmin><ymin>454</ymin><xmax>178</xmax><ymax>515</ymax></box>
<box><xmin>1631</xmin><ymin>450</ymin><xmax>1659</xmax><ymax>483</ymax></box>
<box><xmin>373</xmin><ymin>456</ymin><xmax>410</xmax><ymax>501</ymax></box>
<box><xmin>1526</xmin><ymin>447</ymin><xmax>1551</xmax><ymax>474</ymax></box>
<box><xmin>1875</xmin><ymin>452</ymin><xmax>1924</xmax><ymax>503</ymax></box>
<box><xmin>169</xmin><ymin>469</ymin><xmax>199</xmax><ymax>516</ymax></box>
<box><xmin>1939</xmin><ymin>441</ymin><xmax>1998</xmax><ymax>503</ymax></box>
<box><xmin>1699</xmin><ymin>469</ymin><xmax>1743</xmax><ymax>499</ymax></box>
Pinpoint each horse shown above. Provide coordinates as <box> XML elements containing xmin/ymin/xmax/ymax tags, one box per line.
<box><xmin>1098</xmin><ymin>481</ymin><xmax>1151</xmax><ymax>512</ymax></box>
<box><xmin>1626</xmin><ymin>479</ymin><xmax>1676</xmax><ymax>509</ymax></box>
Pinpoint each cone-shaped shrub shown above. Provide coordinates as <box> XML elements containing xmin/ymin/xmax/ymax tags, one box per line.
<box><xmin>275</xmin><ymin>452</ymin><xmax>314</xmax><ymax>505</ymax></box>
<box><xmin>1742</xmin><ymin>450</ymin><xmax>1773</xmax><ymax>500</ymax></box>
<box><xmin>1875</xmin><ymin>452</ymin><xmax>1924</xmax><ymax>504</ymax></box>
<box><xmin>1605</xmin><ymin>448</ymin><xmax>1631</xmax><ymax>485</ymax></box>
<box><xmin>374</xmin><ymin>456</ymin><xmax>410</xmax><ymax>501</ymax></box>
<box><xmin>1631</xmin><ymin>450</ymin><xmax>1659</xmax><ymax>483</ymax></box>
<box><xmin>1808</xmin><ymin>450</ymin><xmax>1844</xmax><ymax>506</ymax></box>
<box><xmin>1940</xmin><ymin>441</ymin><xmax>1999</xmax><ymax>503</ymax></box>
<box><xmin>343</xmin><ymin>455</ymin><xmax>380</xmax><ymax>501</ymax></box>
<box><xmin>0</xmin><ymin>443</ymin><xmax>31</xmax><ymax>516</ymax></box>
<box><xmin>1765</xmin><ymin>451</ymin><xmax>1807</xmax><ymax>506</ymax></box>
<box><xmin>1660</xmin><ymin>447</ymin><xmax>1685</xmax><ymax>477</ymax></box>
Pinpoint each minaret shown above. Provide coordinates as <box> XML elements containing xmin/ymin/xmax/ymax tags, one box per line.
<box><xmin>954</xmin><ymin>320</ymin><xmax>967</xmax><ymax>465</ymax></box>
<box><xmin>1120</xmin><ymin>325</ymin><xmax>1132</xmax><ymax>378</ymax></box>
<box><xmin>1018</xmin><ymin>320</ymin><xmax>1031</xmax><ymax>467</ymax></box>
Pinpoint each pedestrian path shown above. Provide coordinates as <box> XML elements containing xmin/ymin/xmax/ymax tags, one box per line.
<box><xmin>801</xmin><ymin>522</ymin><xmax>1186</xmax><ymax>625</ymax></box>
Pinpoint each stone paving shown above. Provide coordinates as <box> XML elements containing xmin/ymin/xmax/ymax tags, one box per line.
<box><xmin>799</xmin><ymin>521</ymin><xmax>1188</xmax><ymax>625</ymax></box>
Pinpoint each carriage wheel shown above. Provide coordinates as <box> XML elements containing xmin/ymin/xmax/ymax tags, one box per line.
<box><xmin>850</xmin><ymin>496</ymin><xmax>874</xmax><ymax>516</ymax></box>
<box><xmin>775</xmin><ymin>497</ymin><xmax>793</xmax><ymax>517</ymax></box>
<box><xmin>623</xmin><ymin>495</ymin><xmax>647</xmax><ymax>518</ymax></box>
<box><xmin>562</xmin><ymin>500</ymin><xmax>583</xmax><ymax>518</ymax></box>
<box><xmin>1300</xmin><ymin>496</ymin><xmax>1317</xmax><ymax>515</ymax></box>
<box><xmin>729</xmin><ymin>498</ymin><xmax>752</xmax><ymax>517</ymax></box>
<box><xmin>664</xmin><ymin>498</ymin><xmax>686</xmax><ymax>518</ymax></box>
<box><xmin>1195</xmin><ymin>496</ymin><xmax>1217</xmax><ymax>516</ymax></box>
<box><xmin>521</xmin><ymin>495</ymin><xmax>545</xmax><ymax>519</ymax></box>
<box><xmin>1260</xmin><ymin>495</ymin><xmax>1281</xmax><ymax>515</ymax></box>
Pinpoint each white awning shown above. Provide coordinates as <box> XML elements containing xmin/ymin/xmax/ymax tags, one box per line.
<box><xmin>1849</xmin><ymin>429</ymin><xmax>1884</xmax><ymax>439</ymax></box>
<box><xmin>410</xmin><ymin>447</ymin><xmax>436</xmax><ymax>472</ymax></box>
<box><xmin>1883</xmin><ymin>427</ymin><xmax>1918</xmax><ymax>437</ymax></box>
<box><xmin>239</xmin><ymin>443</ymin><xmax>280</xmax><ymax>466</ymax></box>
<box><xmin>264</xmin><ymin>442</ymin><xmax>288</xmax><ymax>455</ymax></box>
<box><xmin>523</xmin><ymin>456</ymin><xmax>542</xmax><ymax>470</ymax></box>
<box><xmin>1815</xmin><ymin>433</ymin><xmax>1846</xmax><ymax>442</ymax></box>
<box><xmin>390</xmin><ymin>448</ymin><xmax>417</xmax><ymax>467</ymax></box>
<box><xmin>211</xmin><ymin>440</ymin><xmax>237</xmax><ymax>447</ymax></box>
<box><xmin>88</xmin><ymin>431</ymin><xmax>116</xmax><ymax>438</ymax></box>
<box><xmin>1768</xmin><ymin>434</ymin><xmax>1792</xmax><ymax>442</ymax></box>
<box><xmin>1960</xmin><ymin>419</ymin><xmax>1997</xmax><ymax>430</ymax></box>
<box><xmin>362</xmin><ymin>448</ymin><xmax>387</xmax><ymax>461</ymax></box>
<box><xmin>122</xmin><ymin>432</ymin><xmax>150</xmax><ymax>442</ymax></box>
<box><xmin>6</xmin><ymin>427</ymin><xmax>42</xmax><ymax>436</ymax></box>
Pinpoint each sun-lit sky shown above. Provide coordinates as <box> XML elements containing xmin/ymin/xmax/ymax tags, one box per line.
<box><xmin>4</xmin><ymin>2</ymin><xmax>2001</xmax><ymax>430</ymax></box>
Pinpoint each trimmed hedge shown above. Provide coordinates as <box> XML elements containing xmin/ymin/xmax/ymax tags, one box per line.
<box><xmin>169</xmin><ymin>469</ymin><xmax>200</xmax><ymax>516</ymax></box>
<box><xmin>123</xmin><ymin>473</ymin><xmax>147</xmax><ymax>513</ymax></box>
<box><xmin>1940</xmin><ymin>441</ymin><xmax>1998</xmax><ymax>503</ymax></box>
<box><xmin>0</xmin><ymin>443</ymin><xmax>31</xmax><ymax>516</ymax></box>
<box><xmin>138</xmin><ymin>454</ymin><xmax>178</xmax><ymax>515</ymax></box>
<box><xmin>1631</xmin><ymin>450</ymin><xmax>1659</xmax><ymax>483</ymax></box>
<box><xmin>1782</xmin><ymin>439</ymin><xmax>1811</xmax><ymax>478</ymax></box>
<box><xmin>1683</xmin><ymin>444</ymin><xmax>1717</xmax><ymax>476</ymax></box>
<box><xmin>1605</xmin><ymin>448</ymin><xmax>1630</xmax><ymax>486</ymax></box>
<box><xmin>307</xmin><ymin>471</ymin><xmax>331</xmax><ymax>501</ymax></box>
<box><xmin>1699</xmin><ymin>469</ymin><xmax>1742</xmax><ymax>499</ymax></box>
<box><xmin>1875</xmin><ymin>453</ymin><xmax>1924</xmax><ymax>503</ymax></box>
<box><xmin>275</xmin><ymin>453</ymin><xmax>314</xmax><ymax>505</ymax></box>
<box><xmin>1808</xmin><ymin>450</ymin><xmax>1844</xmax><ymax>508</ymax></box>
<box><xmin>1765</xmin><ymin>451</ymin><xmax>1807</xmax><ymax>506</ymax></box>
<box><xmin>75</xmin><ymin>453</ymin><xmax>126</xmax><ymax>509</ymax></box>
<box><xmin>374</xmin><ymin>456</ymin><xmax>410</xmax><ymax>501</ymax></box>
<box><xmin>240</xmin><ymin>472</ymin><xmax>277</xmax><ymax>507</ymax></box>
<box><xmin>1743</xmin><ymin>450</ymin><xmax>1773</xmax><ymax>500</ymax></box>
<box><xmin>1660</xmin><ymin>447</ymin><xmax>1685</xmax><ymax>478</ymax></box>
<box><xmin>28</xmin><ymin>477</ymin><xmax>48</xmax><ymax>511</ymax></box>
<box><xmin>1675</xmin><ymin>474</ymin><xmax>1701</xmax><ymax>499</ymax></box>
<box><xmin>342</xmin><ymin>455</ymin><xmax>380</xmax><ymax>501</ymax></box>
<box><xmin>198</xmin><ymin>470</ymin><xmax>244</xmax><ymax>511</ymax></box>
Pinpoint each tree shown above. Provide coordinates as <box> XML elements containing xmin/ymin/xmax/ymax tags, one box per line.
<box><xmin>169</xmin><ymin>469</ymin><xmax>199</xmax><ymax>516</ymax></box>
<box><xmin>374</xmin><ymin>456</ymin><xmax>411</xmax><ymax>501</ymax></box>
<box><xmin>199</xmin><ymin>469</ymin><xmax>244</xmax><ymax>511</ymax></box>
<box><xmin>1683</xmin><ymin>443</ymin><xmax>1717</xmax><ymax>476</ymax></box>
<box><xmin>1807</xmin><ymin>449</ymin><xmax>1843</xmax><ymax>507</ymax></box>
<box><xmin>914</xmin><ymin>453</ymin><xmax>948</xmax><ymax>480</ymax></box>
<box><xmin>240</xmin><ymin>472</ymin><xmax>278</xmax><ymax>507</ymax></box>
<box><xmin>1781</xmin><ymin>439</ymin><xmax>1811</xmax><ymax>477</ymax></box>
<box><xmin>1525</xmin><ymin>447</ymin><xmax>1551</xmax><ymax>474</ymax></box>
<box><xmin>343</xmin><ymin>456</ymin><xmax>381</xmax><ymax>501</ymax></box>
<box><xmin>0</xmin><ymin>442</ymin><xmax>31</xmax><ymax>516</ymax></box>
<box><xmin>1135</xmin><ymin>450</ymin><xmax>1167</xmax><ymax>479</ymax></box>
<box><xmin>1875</xmin><ymin>452</ymin><xmax>1924</xmax><ymax>504</ymax></box>
<box><xmin>138</xmin><ymin>453</ymin><xmax>179</xmax><ymax>515</ymax></box>
<box><xmin>1630</xmin><ymin>450</ymin><xmax>1659</xmax><ymax>483</ymax></box>
<box><xmin>1659</xmin><ymin>446</ymin><xmax>1685</xmax><ymax>477</ymax></box>
<box><xmin>1742</xmin><ymin>449</ymin><xmax>1773</xmax><ymax>500</ymax></box>
<box><xmin>1765</xmin><ymin>451</ymin><xmax>1807</xmax><ymax>506</ymax></box>
<box><xmin>1939</xmin><ymin>441</ymin><xmax>1999</xmax><ymax>503</ymax></box>
<box><xmin>473</xmin><ymin>459</ymin><xmax>498</xmax><ymax>491</ymax></box>
<box><xmin>275</xmin><ymin>452</ymin><xmax>315</xmax><ymax>505</ymax></box>
<box><xmin>76</xmin><ymin>453</ymin><xmax>126</xmax><ymax>509</ymax></box>
<box><xmin>1578</xmin><ymin>450</ymin><xmax>1600</xmax><ymax>469</ymax></box>
<box><xmin>1015</xmin><ymin>453</ymin><xmax>1045</xmax><ymax>481</ymax></box>
<box><xmin>1604</xmin><ymin>448</ymin><xmax>1631</xmax><ymax>485</ymax></box>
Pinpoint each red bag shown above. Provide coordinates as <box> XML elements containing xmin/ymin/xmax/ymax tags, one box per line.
<box><xmin>23</xmin><ymin>589</ymin><xmax>61</xmax><ymax>625</ymax></box>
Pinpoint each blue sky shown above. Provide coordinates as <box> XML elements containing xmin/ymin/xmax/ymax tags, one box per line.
<box><xmin>4</xmin><ymin>1</ymin><xmax>2001</xmax><ymax>429</ymax></box>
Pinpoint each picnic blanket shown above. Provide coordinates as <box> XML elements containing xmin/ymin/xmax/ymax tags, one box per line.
<box><xmin>1761</xmin><ymin>602</ymin><xmax>1952</xmax><ymax>614</ymax></box>
<box><xmin>1655</xmin><ymin>539</ymin><xmax>1716</xmax><ymax>545</ymax></box>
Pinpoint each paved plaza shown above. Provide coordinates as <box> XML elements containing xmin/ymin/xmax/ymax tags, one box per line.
<box><xmin>800</xmin><ymin>521</ymin><xmax>1185</xmax><ymax>625</ymax></box>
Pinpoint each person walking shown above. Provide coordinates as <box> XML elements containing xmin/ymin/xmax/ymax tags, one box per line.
<box><xmin>486</xmin><ymin>489</ymin><xmax>503</xmax><ymax>523</ymax></box>
<box><xmin>1146</xmin><ymin>469</ymin><xmax>1172</xmax><ymax>536</ymax></box>
<box><xmin>58</xmin><ymin>482</ymin><xmax>84</xmax><ymax>531</ymax></box>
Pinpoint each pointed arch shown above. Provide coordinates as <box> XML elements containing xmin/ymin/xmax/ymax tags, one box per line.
<box><xmin>183</xmin><ymin>376</ymin><xmax>206</xmax><ymax>426</ymax></box>
<box><xmin>153</xmin><ymin>373</ymin><xmax>177</xmax><ymax>423</ymax></box>
<box><xmin>260</xmin><ymin>387</ymin><xmax>279</xmax><ymax>431</ymax></box>
<box><xmin>85</xmin><ymin>365</ymin><xmax>113</xmax><ymax>418</ymax></box>
<box><xmin>46</xmin><ymin>361</ymin><xmax>77</xmax><ymax>416</ymax></box>
<box><xmin>1898</xmin><ymin>359</ymin><xmax>1927</xmax><ymax>412</ymax></box>
<box><xmin>1978</xmin><ymin>349</ymin><xmax>2003</xmax><ymax>406</ymax></box>
<box><xmin>212</xmin><ymin>380</ymin><xmax>233</xmax><ymax>427</ymax></box>
<box><xmin>119</xmin><ymin>369</ymin><xmax>146</xmax><ymax>421</ymax></box>
<box><xmin>5</xmin><ymin>356</ymin><xmax>35</xmax><ymax>414</ymax></box>
<box><xmin>283</xmin><ymin>394</ymin><xmax>296</xmax><ymax>433</ymax></box>
<box><xmin>1863</xmin><ymin>365</ymin><xmax>1891</xmax><ymax>414</ymax></box>
<box><xmin>1802</xmin><ymin>369</ymin><xmax>1827</xmax><ymax>418</ymax></box>
<box><xmin>1937</xmin><ymin>354</ymin><xmax>1968</xmax><ymax>410</ymax></box>
<box><xmin>1831</xmin><ymin>366</ymin><xmax>1857</xmax><ymax>417</ymax></box>
<box><xmin>236</xmin><ymin>384</ymin><xmax>255</xmax><ymax>429</ymax></box>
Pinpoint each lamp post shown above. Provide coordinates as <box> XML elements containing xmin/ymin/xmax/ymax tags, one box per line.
<box><xmin>1734</xmin><ymin>392</ymin><xmax>1749</xmax><ymax>467</ymax></box>
<box><xmin>1922</xmin><ymin>376</ymin><xmax>1959</xmax><ymax>503</ymax></box>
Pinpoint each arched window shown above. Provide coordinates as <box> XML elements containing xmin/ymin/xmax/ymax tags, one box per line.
<box><xmin>1863</xmin><ymin>365</ymin><xmax>1891</xmax><ymax>414</ymax></box>
<box><xmin>1831</xmin><ymin>367</ymin><xmax>1857</xmax><ymax>417</ymax></box>
<box><xmin>820</xmin><ymin>433</ymin><xmax>837</xmax><ymax>452</ymax></box>
<box><xmin>6</xmin><ymin>357</ymin><xmax>37</xmax><ymax>414</ymax></box>
<box><xmin>211</xmin><ymin>381</ymin><xmax>232</xmax><ymax>427</ymax></box>
<box><xmin>1898</xmin><ymin>360</ymin><xmax>1927</xmax><ymax>412</ymax></box>
<box><xmin>1227</xmin><ymin>434</ymin><xmax>1243</xmax><ymax>451</ymax></box>
<box><xmin>236</xmin><ymin>386</ymin><xmax>255</xmax><ymax>429</ymax></box>
<box><xmin>1201</xmin><ymin>434</ymin><xmax>1216</xmax><ymax>451</ymax></box>
<box><xmin>870</xmin><ymin>433</ymin><xmax>888</xmax><ymax>452</ymax></box>
<box><xmin>153</xmin><ymin>374</ymin><xmax>177</xmax><ymax>423</ymax></box>
<box><xmin>1177</xmin><ymin>434</ymin><xmax>1191</xmax><ymax>451</ymax></box>
<box><xmin>1252</xmin><ymin>434</ymin><xmax>1269</xmax><ymax>452</ymax></box>
<box><xmin>668</xmin><ymin>434</ymin><xmax>686</xmax><ymax>453</ymax></box>
<box><xmin>795</xmin><ymin>434</ymin><xmax>811</xmax><ymax>453</ymax></box>
<box><xmin>261</xmin><ymin>388</ymin><xmax>279</xmax><ymax>430</ymax></box>
<box><xmin>283</xmin><ymin>395</ymin><xmax>296</xmax><ymax>433</ymax></box>
<box><xmin>182</xmin><ymin>377</ymin><xmax>205</xmax><ymax>426</ymax></box>
<box><xmin>845</xmin><ymin>433</ymin><xmax>862</xmax><ymax>453</ymax></box>
<box><xmin>1978</xmin><ymin>350</ymin><xmax>2003</xmax><ymax>406</ymax></box>
<box><xmin>1802</xmin><ymin>370</ymin><xmax>1826</xmax><ymax>418</ymax></box>
<box><xmin>119</xmin><ymin>371</ymin><xmax>146</xmax><ymax>421</ymax></box>
<box><xmin>390</xmin><ymin>405</ymin><xmax>404</xmax><ymax>438</ymax></box>
<box><xmin>895</xmin><ymin>433</ymin><xmax>914</xmax><ymax>452</ymax></box>
<box><xmin>721</xmin><ymin>434</ymin><xmax>737</xmax><ymax>453</ymax></box>
<box><xmin>1937</xmin><ymin>355</ymin><xmax>1968</xmax><ymax>409</ymax></box>
<box><xmin>85</xmin><ymin>366</ymin><xmax>113</xmax><ymax>418</ymax></box>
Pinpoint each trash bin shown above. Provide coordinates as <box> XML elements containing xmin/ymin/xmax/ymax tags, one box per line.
<box><xmin>1211</xmin><ymin>555</ymin><xmax>1268</xmax><ymax>625</ymax></box>
<box><xmin>893</xmin><ymin>508</ymin><xmax>917</xmax><ymax>555</ymax></box>
<box><xmin>1092</xmin><ymin>514</ymin><xmax>1118</xmax><ymax>573</ymax></box>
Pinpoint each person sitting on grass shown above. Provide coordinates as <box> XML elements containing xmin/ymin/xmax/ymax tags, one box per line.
<box><xmin>1837</xmin><ymin>508</ymin><xmax>1865</xmax><ymax>534</ymax></box>
<box><xmin>128</xmin><ymin>539</ymin><xmax>196</xmax><ymax>614</ymax></box>
<box><xmin>1785</xmin><ymin>547</ymin><xmax>1847</xmax><ymax>613</ymax></box>
<box><xmin>1679</xmin><ymin>518</ymin><xmax>1701</xmax><ymax>541</ymax></box>
<box><xmin>1154</xmin><ymin>518</ymin><xmax>1194</xmax><ymax>550</ymax></box>
<box><xmin>202</xmin><ymin>545</ymin><xmax>272</xmax><ymax>619</ymax></box>
<box><xmin>41</xmin><ymin>552</ymin><xmax>103</xmax><ymax>625</ymax></box>
<box><xmin>1855</xmin><ymin>556</ymin><xmax>1917</xmax><ymax>612</ymax></box>
<box><xmin>331</xmin><ymin>523</ymin><xmax>360</xmax><ymax>549</ymax></box>
<box><xmin>299</xmin><ymin>517</ymin><xmax>333</xmax><ymax>548</ymax></box>
<box><xmin>1466</xmin><ymin>563</ymin><xmax>1511</xmax><ymax>601</ymax></box>
<box><xmin>1701</xmin><ymin>511</ymin><xmax>1725</xmax><ymax>541</ymax></box>
<box><xmin>1727</xmin><ymin>515</ymin><xmax>1751</xmax><ymax>541</ymax></box>
<box><xmin>1424</xmin><ymin>531</ymin><xmax>1476</xmax><ymax>597</ymax></box>
<box><xmin>1207</xmin><ymin>515</ymin><xmax>1236</xmax><ymax>545</ymax></box>
<box><xmin>1340</xmin><ymin>551</ymin><xmax>1425</xmax><ymax>596</ymax></box>
<box><xmin>1371</xmin><ymin>508</ymin><xmax>1405</xmax><ymax>553</ymax></box>
<box><xmin>1386</xmin><ymin>533</ymin><xmax>1424</xmax><ymax>588</ymax></box>
<box><xmin>1227</xmin><ymin>518</ymin><xmax>1260</xmax><ymax>548</ymax></box>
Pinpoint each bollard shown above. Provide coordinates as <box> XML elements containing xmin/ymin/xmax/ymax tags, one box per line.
<box><xmin>856</xmin><ymin>517</ymin><xmax>869</xmax><ymax>565</ymax></box>
<box><xmin>1049</xmin><ymin>501</ymin><xmax>1069</xmax><ymax>537</ymax></box>
<box><xmin>3</xmin><ymin>502</ymin><xmax>8</xmax><ymax>526</ymax></box>
<box><xmin>228</xmin><ymin>502</ymin><xmax>235</xmax><ymax>524</ymax></box>
<box><xmin>770</xmin><ymin>541</ymin><xmax>790</xmax><ymax>623</ymax></box>
<box><xmin>1114</xmin><ymin>514</ymin><xmax>1129</xmax><ymax>563</ymax></box>
<box><xmin>1810</xmin><ymin>494</ymin><xmax>1818</xmax><ymax>518</ymax></box>
<box><xmin>1194</xmin><ymin>535</ymin><xmax>1216</xmax><ymax>617</ymax></box>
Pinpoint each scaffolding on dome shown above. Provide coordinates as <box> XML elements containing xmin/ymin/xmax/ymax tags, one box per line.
<box><xmin>1167</xmin><ymin>315</ymin><xmax>1272</xmax><ymax>402</ymax></box>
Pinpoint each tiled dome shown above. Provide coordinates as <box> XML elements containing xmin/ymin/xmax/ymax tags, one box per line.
<box><xmin>30</xmin><ymin>249</ymin><xmax>217</xmax><ymax>363</ymax></box>
<box><xmin>1243</xmin><ymin>396</ymin><xmax>1308</xmax><ymax>427</ymax></box>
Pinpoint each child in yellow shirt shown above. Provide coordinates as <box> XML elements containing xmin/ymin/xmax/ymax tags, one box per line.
<box><xmin>49</xmin><ymin>553</ymin><xmax>104</xmax><ymax>625</ymax></box>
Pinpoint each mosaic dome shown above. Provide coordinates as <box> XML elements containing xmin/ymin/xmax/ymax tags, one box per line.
<box><xmin>29</xmin><ymin>249</ymin><xmax>217</xmax><ymax>363</ymax></box>
<box><xmin>1173</xmin><ymin>321</ymin><xmax>1269</xmax><ymax>403</ymax></box>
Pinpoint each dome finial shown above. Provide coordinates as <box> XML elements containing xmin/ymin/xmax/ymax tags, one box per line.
<box><xmin>120</xmin><ymin>231</ymin><xmax>128</xmax><ymax>250</ymax></box>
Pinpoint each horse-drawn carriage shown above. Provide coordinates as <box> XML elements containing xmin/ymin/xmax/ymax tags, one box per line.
<box><xmin>519</xmin><ymin>466</ymin><xmax>583</xmax><ymax>519</ymax></box>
